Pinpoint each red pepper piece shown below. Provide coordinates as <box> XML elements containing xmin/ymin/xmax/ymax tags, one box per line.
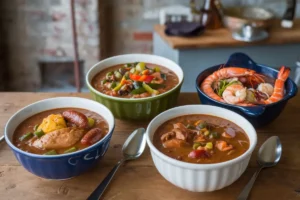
<box><xmin>188</xmin><ymin>149</ymin><xmax>211</xmax><ymax>159</ymax></box>
<box><xmin>129</xmin><ymin>73</ymin><xmax>154</xmax><ymax>82</ymax></box>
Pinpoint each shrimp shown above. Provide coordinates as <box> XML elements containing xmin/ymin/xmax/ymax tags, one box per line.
<box><xmin>216</xmin><ymin>141</ymin><xmax>233</xmax><ymax>151</ymax></box>
<box><xmin>201</xmin><ymin>67</ymin><xmax>264</xmax><ymax>102</ymax></box>
<box><xmin>222</xmin><ymin>84</ymin><xmax>247</xmax><ymax>105</ymax></box>
<box><xmin>263</xmin><ymin>66</ymin><xmax>290</xmax><ymax>104</ymax></box>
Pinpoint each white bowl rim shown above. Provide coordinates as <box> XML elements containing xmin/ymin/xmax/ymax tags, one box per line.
<box><xmin>85</xmin><ymin>53</ymin><xmax>184</xmax><ymax>102</ymax></box>
<box><xmin>146</xmin><ymin>105</ymin><xmax>257</xmax><ymax>170</ymax></box>
<box><xmin>4</xmin><ymin>97</ymin><xmax>115</xmax><ymax>159</ymax></box>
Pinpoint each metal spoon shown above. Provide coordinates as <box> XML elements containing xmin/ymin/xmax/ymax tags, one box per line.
<box><xmin>87</xmin><ymin>128</ymin><xmax>146</xmax><ymax>200</ymax></box>
<box><xmin>0</xmin><ymin>135</ymin><xmax>4</xmax><ymax>143</ymax></box>
<box><xmin>237</xmin><ymin>136</ymin><xmax>282</xmax><ymax>200</ymax></box>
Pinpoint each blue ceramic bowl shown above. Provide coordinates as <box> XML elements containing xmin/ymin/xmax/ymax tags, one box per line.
<box><xmin>195</xmin><ymin>53</ymin><xmax>298</xmax><ymax>127</ymax></box>
<box><xmin>5</xmin><ymin>97</ymin><xmax>115</xmax><ymax>179</ymax></box>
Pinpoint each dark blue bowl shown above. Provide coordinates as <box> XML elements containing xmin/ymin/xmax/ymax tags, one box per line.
<box><xmin>195</xmin><ymin>53</ymin><xmax>298</xmax><ymax>127</ymax></box>
<box><xmin>5</xmin><ymin>97</ymin><xmax>115</xmax><ymax>179</ymax></box>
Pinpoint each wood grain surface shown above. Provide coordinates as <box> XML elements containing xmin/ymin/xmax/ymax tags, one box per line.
<box><xmin>0</xmin><ymin>92</ymin><xmax>300</xmax><ymax>200</ymax></box>
<box><xmin>154</xmin><ymin>19</ymin><xmax>300</xmax><ymax>49</ymax></box>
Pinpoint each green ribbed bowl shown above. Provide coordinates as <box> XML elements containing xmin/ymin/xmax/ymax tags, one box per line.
<box><xmin>86</xmin><ymin>54</ymin><xmax>184</xmax><ymax>121</ymax></box>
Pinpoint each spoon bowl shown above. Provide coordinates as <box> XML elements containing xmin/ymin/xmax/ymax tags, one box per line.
<box><xmin>257</xmin><ymin>136</ymin><xmax>282</xmax><ymax>167</ymax></box>
<box><xmin>237</xmin><ymin>136</ymin><xmax>282</xmax><ymax>200</ymax></box>
<box><xmin>122</xmin><ymin>128</ymin><xmax>147</xmax><ymax>160</ymax></box>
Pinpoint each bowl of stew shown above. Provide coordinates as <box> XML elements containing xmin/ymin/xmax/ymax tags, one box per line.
<box><xmin>86</xmin><ymin>54</ymin><xmax>184</xmax><ymax>120</ymax></box>
<box><xmin>5</xmin><ymin>97</ymin><xmax>114</xmax><ymax>180</ymax></box>
<box><xmin>146</xmin><ymin>105</ymin><xmax>257</xmax><ymax>192</ymax></box>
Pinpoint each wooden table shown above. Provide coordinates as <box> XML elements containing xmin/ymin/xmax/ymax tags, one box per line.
<box><xmin>1</xmin><ymin>92</ymin><xmax>300</xmax><ymax>200</ymax></box>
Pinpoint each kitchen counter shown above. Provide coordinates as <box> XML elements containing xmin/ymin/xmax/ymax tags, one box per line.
<box><xmin>153</xmin><ymin>20</ymin><xmax>300</xmax><ymax>92</ymax></box>
<box><xmin>154</xmin><ymin>19</ymin><xmax>300</xmax><ymax>49</ymax></box>
<box><xmin>1</xmin><ymin>92</ymin><xmax>300</xmax><ymax>200</ymax></box>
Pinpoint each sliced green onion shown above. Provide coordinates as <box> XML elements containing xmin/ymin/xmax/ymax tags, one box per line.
<box><xmin>34</xmin><ymin>130</ymin><xmax>44</xmax><ymax>138</ymax></box>
<box><xmin>197</xmin><ymin>122</ymin><xmax>207</xmax><ymax>129</ymax></box>
<box><xmin>124</xmin><ymin>72</ymin><xmax>129</xmax><ymax>79</ymax></box>
<box><xmin>64</xmin><ymin>147</ymin><xmax>77</xmax><ymax>154</ymax></box>
<box><xmin>135</xmin><ymin>62</ymin><xmax>146</xmax><ymax>71</ymax></box>
<box><xmin>131</xmin><ymin>87</ymin><xmax>146</xmax><ymax>95</ymax></box>
<box><xmin>88</xmin><ymin>117</ymin><xmax>95</xmax><ymax>127</ymax></box>
<box><xmin>105</xmin><ymin>71</ymin><xmax>113</xmax><ymax>80</ymax></box>
<box><xmin>154</xmin><ymin>66</ymin><xmax>160</xmax><ymax>72</ymax></box>
<box><xmin>133</xmin><ymin>81</ymin><xmax>142</xmax><ymax>89</ymax></box>
<box><xmin>186</xmin><ymin>124</ymin><xmax>195</xmax><ymax>129</ymax></box>
<box><xmin>33</xmin><ymin>124</ymin><xmax>39</xmax><ymax>131</ymax></box>
<box><xmin>100</xmin><ymin>80</ymin><xmax>107</xmax><ymax>85</ymax></box>
<box><xmin>193</xmin><ymin>143</ymin><xmax>201</xmax><ymax>150</ymax></box>
<box><xmin>211</xmin><ymin>131</ymin><xmax>220</xmax><ymax>139</ymax></box>
<box><xmin>205</xmin><ymin>142</ymin><xmax>213</xmax><ymax>149</ymax></box>
<box><xmin>44</xmin><ymin>150</ymin><xmax>57</xmax><ymax>155</ymax></box>
<box><xmin>142</xmin><ymin>82</ymin><xmax>159</xmax><ymax>95</ymax></box>
<box><xmin>19</xmin><ymin>132</ymin><xmax>33</xmax><ymax>141</ymax></box>
<box><xmin>130</xmin><ymin>68</ymin><xmax>136</xmax><ymax>74</ymax></box>
<box><xmin>114</xmin><ymin>71</ymin><xmax>122</xmax><ymax>80</ymax></box>
<box><xmin>204</xmin><ymin>130</ymin><xmax>210</xmax><ymax>136</ymax></box>
<box><xmin>110</xmin><ymin>81</ymin><xmax>117</xmax><ymax>89</ymax></box>
<box><xmin>147</xmin><ymin>83</ymin><xmax>165</xmax><ymax>89</ymax></box>
<box><xmin>160</xmin><ymin>73</ymin><xmax>167</xmax><ymax>80</ymax></box>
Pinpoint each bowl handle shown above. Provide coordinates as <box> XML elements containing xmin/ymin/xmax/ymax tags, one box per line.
<box><xmin>225</xmin><ymin>52</ymin><xmax>257</xmax><ymax>68</ymax></box>
<box><xmin>287</xmin><ymin>80</ymin><xmax>298</xmax><ymax>99</ymax></box>
<box><xmin>237</xmin><ymin>105</ymin><xmax>265</xmax><ymax>117</ymax></box>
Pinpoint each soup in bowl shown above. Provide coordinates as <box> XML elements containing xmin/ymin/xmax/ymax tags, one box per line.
<box><xmin>5</xmin><ymin>97</ymin><xmax>114</xmax><ymax>180</ymax></box>
<box><xmin>86</xmin><ymin>54</ymin><xmax>184</xmax><ymax>120</ymax></box>
<box><xmin>146</xmin><ymin>105</ymin><xmax>257</xmax><ymax>192</ymax></box>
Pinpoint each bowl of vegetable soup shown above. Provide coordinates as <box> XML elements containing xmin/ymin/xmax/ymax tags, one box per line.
<box><xmin>86</xmin><ymin>54</ymin><xmax>184</xmax><ymax>120</ymax></box>
<box><xmin>5</xmin><ymin>97</ymin><xmax>115</xmax><ymax>179</ymax></box>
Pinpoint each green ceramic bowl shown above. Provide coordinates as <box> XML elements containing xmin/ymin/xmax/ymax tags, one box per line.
<box><xmin>86</xmin><ymin>54</ymin><xmax>184</xmax><ymax>120</ymax></box>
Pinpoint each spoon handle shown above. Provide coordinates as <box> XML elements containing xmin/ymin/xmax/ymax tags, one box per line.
<box><xmin>237</xmin><ymin>167</ymin><xmax>263</xmax><ymax>200</ymax></box>
<box><xmin>0</xmin><ymin>135</ymin><xmax>4</xmax><ymax>143</ymax></box>
<box><xmin>87</xmin><ymin>159</ymin><xmax>125</xmax><ymax>200</ymax></box>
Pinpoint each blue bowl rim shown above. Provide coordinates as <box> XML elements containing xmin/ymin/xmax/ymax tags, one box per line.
<box><xmin>195</xmin><ymin>63</ymin><xmax>298</xmax><ymax>109</ymax></box>
<box><xmin>4</xmin><ymin>97</ymin><xmax>115</xmax><ymax>159</ymax></box>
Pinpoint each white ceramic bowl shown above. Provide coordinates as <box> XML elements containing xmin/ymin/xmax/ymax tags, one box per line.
<box><xmin>146</xmin><ymin>105</ymin><xmax>257</xmax><ymax>192</ymax></box>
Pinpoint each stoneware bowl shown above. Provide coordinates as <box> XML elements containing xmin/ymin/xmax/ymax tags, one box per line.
<box><xmin>195</xmin><ymin>52</ymin><xmax>298</xmax><ymax>127</ymax></box>
<box><xmin>146</xmin><ymin>105</ymin><xmax>257</xmax><ymax>192</ymax></box>
<box><xmin>5</xmin><ymin>97</ymin><xmax>115</xmax><ymax>180</ymax></box>
<box><xmin>86</xmin><ymin>54</ymin><xmax>184</xmax><ymax>120</ymax></box>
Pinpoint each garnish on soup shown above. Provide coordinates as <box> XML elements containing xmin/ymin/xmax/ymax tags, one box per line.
<box><xmin>13</xmin><ymin>108</ymin><xmax>109</xmax><ymax>155</ymax></box>
<box><xmin>153</xmin><ymin>115</ymin><xmax>249</xmax><ymax>164</ymax></box>
<box><xmin>92</xmin><ymin>62</ymin><xmax>179</xmax><ymax>98</ymax></box>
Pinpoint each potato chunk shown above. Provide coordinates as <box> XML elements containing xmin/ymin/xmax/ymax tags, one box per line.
<box><xmin>37</xmin><ymin>114</ymin><xmax>67</xmax><ymax>133</ymax></box>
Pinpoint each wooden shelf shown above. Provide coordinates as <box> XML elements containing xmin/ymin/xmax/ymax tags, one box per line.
<box><xmin>154</xmin><ymin>19</ymin><xmax>300</xmax><ymax>49</ymax></box>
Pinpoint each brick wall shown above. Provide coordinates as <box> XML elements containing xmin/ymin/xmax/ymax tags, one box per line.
<box><xmin>1</xmin><ymin>0</ymin><xmax>99</xmax><ymax>91</ymax></box>
<box><xmin>106</xmin><ymin>0</ymin><xmax>300</xmax><ymax>56</ymax></box>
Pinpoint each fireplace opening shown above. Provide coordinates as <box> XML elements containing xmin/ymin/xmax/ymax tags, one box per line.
<box><xmin>38</xmin><ymin>57</ymin><xmax>86</xmax><ymax>92</ymax></box>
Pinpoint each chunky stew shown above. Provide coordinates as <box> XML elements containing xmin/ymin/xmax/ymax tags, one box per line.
<box><xmin>13</xmin><ymin>108</ymin><xmax>109</xmax><ymax>155</ymax></box>
<box><xmin>153</xmin><ymin>115</ymin><xmax>249</xmax><ymax>164</ymax></box>
<box><xmin>92</xmin><ymin>62</ymin><xmax>179</xmax><ymax>98</ymax></box>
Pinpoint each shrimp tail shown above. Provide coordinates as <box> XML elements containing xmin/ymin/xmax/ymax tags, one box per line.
<box><xmin>264</xmin><ymin>66</ymin><xmax>290</xmax><ymax>104</ymax></box>
<box><xmin>278</xmin><ymin>66</ymin><xmax>290</xmax><ymax>81</ymax></box>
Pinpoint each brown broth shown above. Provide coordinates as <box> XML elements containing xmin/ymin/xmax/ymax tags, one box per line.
<box><xmin>13</xmin><ymin>108</ymin><xmax>109</xmax><ymax>155</ymax></box>
<box><xmin>153</xmin><ymin>114</ymin><xmax>250</xmax><ymax>164</ymax></box>
<box><xmin>92</xmin><ymin>63</ymin><xmax>179</xmax><ymax>98</ymax></box>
